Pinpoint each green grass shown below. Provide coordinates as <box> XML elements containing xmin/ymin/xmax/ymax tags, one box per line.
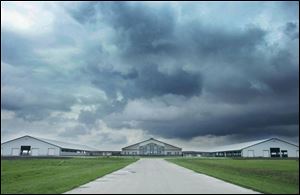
<box><xmin>1</xmin><ymin>157</ymin><xmax>138</xmax><ymax>194</ymax></box>
<box><xmin>167</xmin><ymin>158</ymin><xmax>299</xmax><ymax>194</ymax></box>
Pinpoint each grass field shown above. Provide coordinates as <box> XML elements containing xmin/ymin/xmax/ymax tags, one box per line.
<box><xmin>167</xmin><ymin>158</ymin><xmax>299</xmax><ymax>194</ymax></box>
<box><xmin>1</xmin><ymin>157</ymin><xmax>138</xmax><ymax>194</ymax></box>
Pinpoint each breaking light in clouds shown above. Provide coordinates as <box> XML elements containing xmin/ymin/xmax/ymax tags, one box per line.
<box><xmin>1</xmin><ymin>1</ymin><xmax>299</xmax><ymax>149</ymax></box>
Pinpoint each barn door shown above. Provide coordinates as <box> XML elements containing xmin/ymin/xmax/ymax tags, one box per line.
<box><xmin>270</xmin><ymin>148</ymin><xmax>280</xmax><ymax>157</ymax></box>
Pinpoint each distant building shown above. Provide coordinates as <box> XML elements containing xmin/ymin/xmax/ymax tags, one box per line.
<box><xmin>1</xmin><ymin>135</ymin><xmax>298</xmax><ymax>158</ymax></box>
<box><xmin>204</xmin><ymin>138</ymin><xmax>299</xmax><ymax>158</ymax></box>
<box><xmin>122</xmin><ymin>138</ymin><xmax>182</xmax><ymax>156</ymax></box>
<box><xmin>182</xmin><ymin>151</ymin><xmax>204</xmax><ymax>157</ymax></box>
<box><xmin>1</xmin><ymin>135</ymin><xmax>100</xmax><ymax>157</ymax></box>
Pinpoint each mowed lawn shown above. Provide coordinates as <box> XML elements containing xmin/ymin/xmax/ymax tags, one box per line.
<box><xmin>1</xmin><ymin>157</ymin><xmax>138</xmax><ymax>194</ymax></box>
<box><xmin>167</xmin><ymin>158</ymin><xmax>299</xmax><ymax>194</ymax></box>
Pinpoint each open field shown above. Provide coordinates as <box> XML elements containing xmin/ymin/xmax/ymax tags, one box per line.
<box><xmin>167</xmin><ymin>158</ymin><xmax>299</xmax><ymax>194</ymax></box>
<box><xmin>1</xmin><ymin>157</ymin><xmax>138</xmax><ymax>194</ymax></box>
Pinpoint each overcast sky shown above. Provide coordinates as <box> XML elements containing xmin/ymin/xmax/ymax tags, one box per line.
<box><xmin>1</xmin><ymin>1</ymin><xmax>299</xmax><ymax>150</ymax></box>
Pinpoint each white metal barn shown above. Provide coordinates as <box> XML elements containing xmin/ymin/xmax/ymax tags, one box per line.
<box><xmin>209</xmin><ymin>138</ymin><xmax>299</xmax><ymax>158</ymax></box>
<box><xmin>1</xmin><ymin>135</ymin><xmax>99</xmax><ymax>157</ymax></box>
<box><xmin>122</xmin><ymin>138</ymin><xmax>182</xmax><ymax>156</ymax></box>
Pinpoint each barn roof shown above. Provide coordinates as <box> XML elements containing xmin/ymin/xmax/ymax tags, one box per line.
<box><xmin>207</xmin><ymin>138</ymin><xmax>270</xmax><ymax>152</ymax></box>
<box><xmin>122</xmin><ymin>138</ymin><xmax>182</xmax><ymax>150</ymax></box>
<box><xmin>1</xmin><ymin>135</ymin><xmax>99</xmax><ymax>151</ymax></box>
<box><xmin>207</xmin><ymin>138</ymin><xmax>298</xmax><ymax>152</ymax></box>
<box><xmin>37</xmin><ymin>137</ymin><xmax>99</xmax><ymax>151</ymax></box>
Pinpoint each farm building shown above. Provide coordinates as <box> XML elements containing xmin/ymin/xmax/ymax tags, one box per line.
<box><xmin>207</xmin><ymin>138</ymin><xmax>299</xmax><ymax>158</ymax></box>
<box><xmin>1</xmin><ymin>135</ymin><xmax>298</xmax><ymax>158</ymax></box>
<box><xmin>1</xmin><ymin>135</ymin><xmax>100</xmax><ymax>157</ymax></box>
<box><xmin>182</xmin><ymin>151</ymin><xmax>204</xmax><ymax>157</ymax></box>
<box><xmin>122</xmin><ymin>138</ymin><xmax>182</xmax><ymax>156</ymax></box>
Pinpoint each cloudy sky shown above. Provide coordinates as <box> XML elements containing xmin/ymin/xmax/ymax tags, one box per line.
<box><xmin>1</xmin><ymin>1</ymin><xmax>299</xmax><ymax>150</ymax></box>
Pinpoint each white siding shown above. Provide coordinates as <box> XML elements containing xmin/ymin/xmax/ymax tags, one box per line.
<box><xmin>247</xmin><ymin>150</ymin><xmax>254</xmax><ymax>157</ymax></box>
<box><xmin>241</xmin><ymin>139</ymin><xmax>299</xmax><ymax>157</ymax></box>
<box><xmin>263</xmin><ymin>150</ymin><xmax>269</xmax><ymax>157</ymax></box>
<box><xmin>47</xmin><ymin>148</ymin><xmax>56</xmax><ymax>156</ymax></box>
<box><xmin>12</xmin><ymin>148</ymin><xmax>20</xmax><ymax>156</ymax></box>
<box><xmin>123</xmin><ymin>145</ymin><xmax>139</xmax><ymax>150</ymax></box>
<box><xmin>1</xmin><ymin>136</ymin><xmax>60</xmax><ymax>156</ymax></box>
<box><xmin>122</xmin><ymin>138</ymin><xmax>182</xmax><ymax>155</ymax></box>
<box><xmin>164</xmin><ymin>144</ymin><xmax>182</xmax><ymax>155</ymax></box>
<box><xmin>139</xmin><ymin>140</ymin><xmax>165</xmax><ymax>147</ymax></box>
<box><xmin>31</xmin><ymin>148</ymin><xmax>39</xmax><ymax>156</ymax></box>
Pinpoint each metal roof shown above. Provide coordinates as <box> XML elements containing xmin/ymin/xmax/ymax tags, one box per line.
<box><xmin>207</xmin><ymin>138</ymin><xmax>269</xmax><ymax>152</ymax></box>
<box><xmin>207</xmin><ymin>138</ymin><xmax>298</xmax><ymax>152</ymax></box>
<box><xmin>1</xmin><ymin>135</ymin><xmax>99</xmax><ymax>151</ymax></box>
<box><xmin>37</xmin><ymin>137</ymin><xmax>99</xmax><ymax>151</ymax></box>
<box><xmin>122</xmin><ymin>138</ymin><xmax>182</xmax><ymax>150</ymax></box>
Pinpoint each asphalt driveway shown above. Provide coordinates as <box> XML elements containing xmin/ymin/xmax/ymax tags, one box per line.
<box><xmin>65</xmin><ymin>158</ymin><xmax>259</xmax><ymax>194</ymax></box>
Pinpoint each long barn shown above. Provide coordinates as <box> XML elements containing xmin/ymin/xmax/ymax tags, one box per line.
<box><xmin>184</xmin><ymin>138</ymin><xmax>299</xmax><ymax>158</ymax></box>
<box><xmin>213</xmin><ymin>138</ymin><xmax>299</xmax><ymax>158</ymax></box>
<box><xmin>1</xmin><ymin>135</ymin><xmax>99</xmax><ymax>156</ymax></box>
<box><xmin>122</xmin><ymin>138</ymin><xmax>182</xmax><ymax>156</ymax></box>
<box><xmin>1</xmin><ymin>136</ymin><xmax>298</xmax><ymax>158</ymax></box>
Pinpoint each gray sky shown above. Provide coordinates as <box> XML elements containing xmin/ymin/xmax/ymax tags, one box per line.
<box><xmin>1</xmin><ymin>1</ymin><xmax>299</xmax><ymax>150</ymax></box>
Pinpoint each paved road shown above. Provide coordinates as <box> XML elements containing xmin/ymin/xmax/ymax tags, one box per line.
<box><xmin>65</xmin><ymin>159</ymin><xmax>259</xmax><ymax>194</ymax></box>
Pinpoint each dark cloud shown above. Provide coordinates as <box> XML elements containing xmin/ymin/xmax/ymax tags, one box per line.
<box><xmin>1</xmin><ymin>87</ymin><xmax>76</xmax><ymax>121</ymax></box>
<box><xmin>1</xmin><ymin>31</ymin><xmax>38</xmax><ymax>67</ymax></box>
<box><xmin>66</xmin><ymin>3</ymin><xmax>98</xmax><ymax>24</ymax></box>
<box><xmin>1</xmin><ymin>2</ymin><xmax>299</xmax><ymax>145</ymax></box>
<box><xmin>105</xmin><ymin>94</ymin><xmax>299</xmax><ymax>139</ymax></box>
<box><xmin>108</xmin><ymin>3</ymin><xmax>176</xmax><ymax>56</ymax></box>
<box><xmin>88</xmin><ymin>64</ymin><xmax>202</xmax><ymax>98</ymax></box>
<box><xmin>184</xmin><ymin>26</ymin><xmax>267</xmax><ymax>62</ymax></box>
<box><xmin>284</xmin><ymin>22</ymin><xmax>299</xmax><ymax>40</ymax></box>
<box><xmin>1</xmin><ymin>61</ymin><xmax>78</xmax><ymax>121</ymax></box>
<box><xmin>135</xmin><ymin>64</ymin><xmax>203</xmax><ymax>97</ymax></box>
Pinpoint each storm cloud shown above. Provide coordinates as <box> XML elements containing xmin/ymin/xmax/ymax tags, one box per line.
<box><xmin>1</xmin><ymin>1</ymin><xmax>299</xmax><ymax>149</ymax></box>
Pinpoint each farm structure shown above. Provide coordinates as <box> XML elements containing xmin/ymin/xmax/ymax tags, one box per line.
<box><xmin>1</xmin><ymin>135</ymin><xmax>100</xmax><ymax>156</ymax></box>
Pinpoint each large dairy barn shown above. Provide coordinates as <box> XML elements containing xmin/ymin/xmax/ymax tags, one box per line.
<box><xmin>1</xmin><ymin>135</ymin><xmax>100</xmax><ymax>156</ymax></box>
<box><xmin>122</xmin><ymin>138</ymin><xmax>182</xmax><ymax>156</ymax></box>
<box><xmin>207</xmin><ymin>138</ymin><xmax>299</xmax><ymax>158</ymax></box>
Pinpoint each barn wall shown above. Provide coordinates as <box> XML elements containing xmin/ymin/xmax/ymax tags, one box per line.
<box><xmin>241</xmin><ymin>139</ymin><xmax>299</xmax><ymax>157</ymax></box>
<box><xmin>123</xmin><ymin>144</ymin><xmax>139</xmax><ymax>150</ymax></box>
<box><xmin>140</xmin><ymin>140</ymin><xmax>165</xmax><ymax>147</ymax></box>
<box><xmin>122</xmin><ymin>140</ymin><xmax>182</xmax><ymax>156</ymax></box>
<box><xmin>122</xmin><ymin>149</ymin><xmax>139</xmax><ymax>155</ymax></box>
<box><xmin>1</xmin><ymin>136</ymin><xmax>60</xmax><ymax>156</ymax></box>
<box><xmin>164</xmin><ymin>144</ymin><xmax>182</xmax><ymax>155</ymax></box>
<box><xmin>60</xmin><ymin>151</ymin><xmax>89</xmax><ymax>156</ymax></box>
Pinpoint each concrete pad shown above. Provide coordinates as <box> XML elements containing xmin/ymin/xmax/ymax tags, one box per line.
<box><xmin>64</xmin><ymin>158</ymin><xmax>260</xmax><ymax>194</ymax></box>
